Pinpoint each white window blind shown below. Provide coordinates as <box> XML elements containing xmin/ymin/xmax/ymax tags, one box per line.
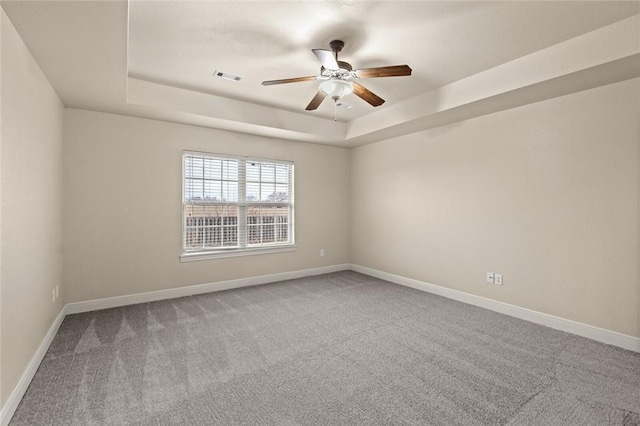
<box><xmin>182</xmin><ymin>151</ymin><xmax>294</xmax><ymax>258</ymax></box>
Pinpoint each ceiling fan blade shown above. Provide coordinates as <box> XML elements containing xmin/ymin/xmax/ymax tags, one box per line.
<box><xmin>312</xmin><ymin>49</ymin><xmax>339</xmax><ymax>70</ymax></box>
<box><xmin>353</xmin><ymin>65</ymin><xmax>412</xmax><ymax>79</ymax></box>
<box><xmin>262</xmin><ymin>76</ymin><xmax>317</xmax><ymax>86</ymax></box>
<box><xmin>305</xmin><ymin>91</ymin><xmax>326</xmax><ymax>111</ymax></box>
<box><xmin>352</xmin><ymin>82</ymin><xmax>385</xmax><ymax>107</ymax></box>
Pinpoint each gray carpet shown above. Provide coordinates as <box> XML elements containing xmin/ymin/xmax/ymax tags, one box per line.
<box><xmin>10</xmin><ymin>271</ymin><xmax>640</xmax><ymax>425</ymax></box>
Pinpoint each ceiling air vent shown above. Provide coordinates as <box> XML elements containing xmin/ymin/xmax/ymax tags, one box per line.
<box><xmin>213</xmin><ymin>70</ymin><xmax>242</xmax><ymax>82</ymax></box>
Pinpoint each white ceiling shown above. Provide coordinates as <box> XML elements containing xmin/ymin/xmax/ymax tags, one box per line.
<box><xmin>2</xmin><ymin>1</ymin><xmax>639</xmax><ymax>146</ymax></box>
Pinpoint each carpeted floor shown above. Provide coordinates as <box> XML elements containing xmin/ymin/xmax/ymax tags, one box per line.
<box><xmin>10</xmin><ymin>271</ymin><xmax>640</xmax><ymax>425</ymax></box>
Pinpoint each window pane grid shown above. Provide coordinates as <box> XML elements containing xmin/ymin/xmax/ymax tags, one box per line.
<box><xmin>184</xmin><ymin>156</ymin><xmax>238</xmax><ymax>203</ymax></box>
<box><xmin>245</xmin><ymin>205</ymin><xmax>290</xmax><ymax>246</ymax></box>
<box><xmin>246</xmin><ymin>162</ymin><xmax>290</xmax><ymax>203</ymax></box>
<box><xmin>183</xmin><ymin>205</ymin><xmax>239</xmax><ymax>249</ymax></box>
<box><xmin>183</xmin><ymin>153</ymin><xmax>293</xmax><ymax>253</ymax></box>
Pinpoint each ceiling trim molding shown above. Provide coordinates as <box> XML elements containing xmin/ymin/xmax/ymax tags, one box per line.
<box><xmin>127</xmin><ymin>77</ymin><xmax>348</xmax><ymax>144</ymax></box>
<box><xmin>346</xmin><ymin>14</ymin><xmax>640</xmax><ymax>142</ymax></box>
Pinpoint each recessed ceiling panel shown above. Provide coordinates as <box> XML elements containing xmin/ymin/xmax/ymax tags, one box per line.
<box><xmin>128</xmin><ymin>1</ymin><xmax>639</xmax><ymax>121</ymax></box>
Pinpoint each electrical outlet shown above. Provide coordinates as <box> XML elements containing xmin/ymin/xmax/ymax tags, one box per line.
<box><xmin>487</xmin><ymin>272</ymin><xmax>494</xmax><ymax>283</ymax></box>
<box><xmin>495</xmin><ymin>274</ymin><xmax>503</xmax><ymax>285</ymax></box>
<box><xmin>320</xmin><ymin>249</ymin><xmax>325</xmax><ymax>257</ymax></box>
<box><xmin>55</xmin><ymin>285</ymin><xmax>59</xmax><ymax>298</ymax></box>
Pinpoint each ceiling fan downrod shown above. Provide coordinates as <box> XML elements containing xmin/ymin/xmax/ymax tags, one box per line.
<box><xmin>329</xmin><ymin>39</ymin><xmax>344</xmax><ymax>61</ymax></box>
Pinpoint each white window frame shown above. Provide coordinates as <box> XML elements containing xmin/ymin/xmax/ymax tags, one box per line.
<box><xmin>180</xmin><ymin>151</ymin><xmax>295</xmax><ymax>262</ymax></box>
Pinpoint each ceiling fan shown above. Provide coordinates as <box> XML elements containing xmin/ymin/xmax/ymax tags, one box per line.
<box><xmin>262</xmin><ymin>40</ymin><xmax>412</xmax><ymax>111</ymax></box>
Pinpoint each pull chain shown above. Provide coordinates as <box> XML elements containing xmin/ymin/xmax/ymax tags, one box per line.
<box><xmin>334</xmin><ymin>101</ymin><xmax>337</xmax><ymax>122</ymax></box>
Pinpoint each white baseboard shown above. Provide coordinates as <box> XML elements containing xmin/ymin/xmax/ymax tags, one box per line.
<box><xmin>0</xmin><ymin>307</ymin><xmax>66</xmax><ymax>426</ymax></box>
<box><xmin>350</xmin><ymin>264</ymin><xmax>640</xmax><ymax>353</ymax></box>
<box><xmin>65</xmin><ymin>264</ymin><xmax>350</xmax><ymax>314</ymax></box>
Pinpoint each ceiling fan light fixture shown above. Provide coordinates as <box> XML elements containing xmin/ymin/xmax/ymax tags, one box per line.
<box><xmin>319</xmin><ymin>79</ymin><xmax>353</xmax><ymax>101</ymax></box>
<box><xmin>262</xmin><ymin>40</ymin><xmax>410</xmax><ymax>110</ymax></box>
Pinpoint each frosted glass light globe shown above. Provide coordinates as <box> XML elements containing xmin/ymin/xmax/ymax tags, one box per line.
<box><xmin>319</xmin><ymin>79</ymin><xmax>354</xmax><ymax>101</ymax></box>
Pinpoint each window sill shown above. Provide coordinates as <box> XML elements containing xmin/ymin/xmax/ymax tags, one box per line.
<box><xmin>180</xmin><ymin>245</ymin><xmax>297</xmax><ymax>262</ymax></box>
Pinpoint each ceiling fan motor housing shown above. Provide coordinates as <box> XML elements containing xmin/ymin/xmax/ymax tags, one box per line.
<box><xmin>337</xmin><ymin>61</ymin><xmax>352</xmax><ymax>71</ymax></box>
<box><xmin>321</xmin><ymin>61</ymin><xmax>353</xmax><ymax>79</ymax></box>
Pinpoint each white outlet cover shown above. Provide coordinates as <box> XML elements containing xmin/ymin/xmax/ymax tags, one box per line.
<box><xmin>495</xmin><ymin>274</ymin><xmax>503</xmax><ymax>285</ymax></box>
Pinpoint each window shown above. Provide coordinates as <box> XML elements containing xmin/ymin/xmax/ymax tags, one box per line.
<box><xmin>181</xmin><ymin>151</ymin><xmax>294</xmax><ymax>261</ymax></box>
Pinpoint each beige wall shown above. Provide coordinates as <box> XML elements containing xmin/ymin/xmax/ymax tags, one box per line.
<box><xmin>63</xmin><ymin>109</ymin><xmax>350</xmax><ymax>303</ymax></box>
<box><xmin>350</xmin><ymin>78</ymin><xmax>640</xmax><ymax>337</ymax></box>
<box><xmin>2</xmin><ymin>7</ymin><xmax>638</xmax><ymax>409</ymax></box>
<box><xmin>0</xmin><ymin>10</ymin><xmax>64</xmax><ymax>406</ymax></box>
